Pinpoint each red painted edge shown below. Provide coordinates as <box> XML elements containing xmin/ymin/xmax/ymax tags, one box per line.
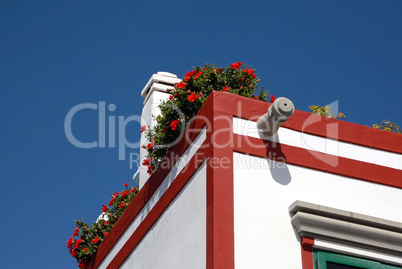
<box><xmin>108</xmin><ymin>147</ymin><xmax>207</xmax><ymax>268</ymax></box>
<box><xmin>211</xmin><ymin>92</ymin><xmax>402</xmax><ymax>155</ymax></box>
<box><xmin>233</xmin><ymin>133</ymin><xmax>402</xmax><ymax>188</ymax></box>
<box><xmin>301</xmin><ymin>237</ymin><xmax>315</xmax><ymax>269</ymax></box>
<box><xmin>205</xmin><ymin>94</ymin><xmax>235</xmax><ymax>269</ymax></box>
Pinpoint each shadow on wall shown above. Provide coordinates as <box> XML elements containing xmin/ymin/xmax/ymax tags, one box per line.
<box><xmin>260</xmin><ymin>132</ymin><xmax>292</xmax><ymax>185</ymax></box>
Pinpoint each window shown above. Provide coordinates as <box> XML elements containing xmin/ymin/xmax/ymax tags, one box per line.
<box><xmin>313</xmin><ymin>249</ymin><xmax>402</xmax><ymax>269</ymax></box>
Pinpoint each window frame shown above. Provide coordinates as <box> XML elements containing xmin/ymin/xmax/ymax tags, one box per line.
<box><xmin>313</xmin><ymin>249</ymin><xmax>401</xmax><ymax>269</ymax></box>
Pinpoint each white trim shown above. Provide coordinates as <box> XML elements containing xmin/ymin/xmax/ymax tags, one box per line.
<box><xmin>233</xmin><ymin>117</ymin><xmax>402</xmax><ymax>171</ymax></box>
<box><xmin>98</xmin><ymin>127</ymin><xmax>207</xmax><ymax>269</ymax></box>
<box><xmin>314</xmin><ymin>238</ymin><xmax>402</xmax><ymax>266</ymax></box>
<box><xmin>143</xmin><ymin>82</ymin><xmax>175</xmax><ymax>105</ymax></box>
<box><xmin>141</xmin><ymin>73</ymin><xmax>181</xmax><ymax>97</ymax></box>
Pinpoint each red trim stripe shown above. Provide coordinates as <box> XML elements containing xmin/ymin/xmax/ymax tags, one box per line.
<box><xmin>210</xmin><ymin>92</ymin><xmax>402</xmax><ymax>155</ymax></box>
<box><xmin>233</xmin><ymin>133</ymin><xmax>402</xmax><ymax>189</ymax></box>
<box><xmin>205</xmin><ymin>99</ymin><xmax>235</xmax><ymax>269</ymax></box>
<box><xmin>301</xmin><ymin>237</ymin><xmax>315</xmax><ymax>269</ymax></box>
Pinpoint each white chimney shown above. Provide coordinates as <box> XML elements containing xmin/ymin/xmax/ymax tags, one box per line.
<box><xmin>139</xmin><ymin>72</ymin><xmax>181</xmax><ymax>188</ymax></box>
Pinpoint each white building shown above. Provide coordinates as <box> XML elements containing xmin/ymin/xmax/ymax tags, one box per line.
<box><xmin>87</xmin><ymin>73</ymin><xmax>402</xmax><ymax>269</ymax></box>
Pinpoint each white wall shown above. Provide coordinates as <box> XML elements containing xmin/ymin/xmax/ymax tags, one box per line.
<box><xmin>233</xmin><ymin>153</ymin><xmax>402</xmax><ymax>269</ymax></box>
<box><xmin>99</xmin><ymin>128</ymin><xmax>206</xmax><ymax>269</ymax></box>
<box><xmin>121</xmin><ymin>161</ymin><xmax>207</xmax><ymax>269</ymax></box>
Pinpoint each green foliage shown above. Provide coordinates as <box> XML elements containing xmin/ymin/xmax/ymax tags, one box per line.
<box><xmin>373</xmin><ymin>120</ymin><xmax>402</xmax><ymax>134</ymax></box>
<box><xmin>310</xmin><ymin>106</ymin><xmax>401</xmax><ymax>135</ymax></box>
<box><xmin>309</xmin><ymin>105</ymin><xmax>345</xmax><ymax>119</ymax></box>
<box><xmin>143</xmin><ymin>62</ymin><xmax>273</xmax><ymax>174</ymax></box>
<box><xmin>67</xmin><ymin>183</ymin><xmax>138</xmax><ymax>268</ymax></box>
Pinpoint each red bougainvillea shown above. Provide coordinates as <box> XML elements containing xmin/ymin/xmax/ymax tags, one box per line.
<box><xmin>230</xmin><ymin>61</ymin><xmax>243</xmax><ymax>69</ymax></box>
<box><xmin>67</xmin><ymin>183</ymin><xmax>138</xmax><ymax>268</ymax></box>
<box><xmin>143</xmin><ymin>62</ymin><xmax>271</xmax><ymax>175</ymax></box>
<box><xmin>187</xmin><ymin>92</ymin><xmax>199</xmax><ymax>102</ymax></box>
<box><xmin>140</xmin><ymin>125</ymin><xmax>146</xmax><ymax>133</ymax></box>
<box><xmin>170</xmin><ymin>119</ymin><xmax>179</xmax><ymax>130</ymax></box>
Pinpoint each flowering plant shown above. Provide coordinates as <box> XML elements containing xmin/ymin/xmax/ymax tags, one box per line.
<box><xmin>373</xmin><ymin>120</ymin><xmax>402</xmax><ymax>134</ymax></box>
<box><xmin>67</xmin><ymin>183</ymin><xmax>138</xmax><ymax>268</ymax></box>
<box><xmin>142</xmin><ymin>62</ymin><xmax>274</xmax><ymax>174</ymax></box>
<box><xmin>310</xmin><ymin>105</ymin><xmax>401</xmax><ymax>134</ymax></box>
<box><xmin>309</xmin><ymin>105</ymin><xmax>345</xmax><ymax>119</ymax></box>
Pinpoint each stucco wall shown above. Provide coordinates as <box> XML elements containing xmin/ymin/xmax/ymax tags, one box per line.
<box><xmin>121</xmin><ymin>162</ymin><xmax>207</xmax><ymax>269</ymax></box>
<box><xmin>233</xmin><ymin>152</ymin><xmax>402</xmax><ymax>268</ymax></box>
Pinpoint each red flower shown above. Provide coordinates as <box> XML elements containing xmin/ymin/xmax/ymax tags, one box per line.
<box><xmin>184</xmin><ymin>70</ymin><xmax>195</xmax><ymax>81</ymax></box>
<box><xmin>104</xmin><ymin>232</ymin><xmax>109</xmax><ymax>237</ymax></box>
<box><xmin>162</xmin><ymin>128</ymin><xmax>166</xmax><ymax>133</ymax></box>
<box><xmin>216</xmin><ymin>67</ymin><xmax>224</xmax><ymax>73</ymax></box>
<box><xmin>187</xmin><ymin>92</ymin><xmax>199</xmax><ymax>102</ymax></box>
<box><xmin>147</xmin><ymin>165</ymin><xmax>154</xmax><ymax>175</ymax></box>
<box><xmin>243</xmin><ymin>67</ymin><xmax>257</xmax><ymax>78</ymax></box>
<box><xmin>270</xmin><ymin>95</ymin><xmax>275</xmax><ymax>103</ymax></box>
<box><xmin>170</xmin><ymin>119</ymin><xmax>179</xmax><ymax>130</ymax></box>
<box><xmin>92</xmin><ymin>237</ymin><xmax>100</xmax><ymax>244</ymax></box>
<box><xmin>70</xmin><ymin>249</ymin><xmax>77</xmax><ymax>257</ymax></box>
<box><xmin>124</xmin><ymin>183</ymin><xmax>129</xmax><ymax>187</ymax></box>
<box><xmin>142</xmin><ymin>157</ymin><xmax>151</xmax><ymax>166</ymax></box>
<box><xmin>169</xmin><ymin>95</ymin><xmax>174</xmax><ymax>101</ymax></box>
<box><xmin>102</xmin><ymin>204</ymin><xmax>108</xmax><ymax>212</ymax></box>
<box><xmin>147</xmin><ymin>142</ymin><xmax>154</xmax><ymax>149</ymax></box>
<box><xmin>104</xmin><ymin>221</ymin><xmax>110</xmax><ymax>225</ymax></box>
<box><xmin>83</xmin><ymin>247</ymin><xmax>88</xmax><ymax>252</ymax></box>
<box><xmin>222</xmin><ymin>87</ymin><xmax>230</xmax><ymax>92</ymax></box>
<box><xmin>119</xmin><ymin>202</ymin><xmax>126</xmax><ymax>209</ymax></box>
<box><xmin>78</xmin><ymin>260</ymin><xmax>87</xmax><ymax>269</ymax></box>
<box><xmin>184</xmin><ymin>70</ymin><xmax>203</xmax><ymax>81</ymax></box>
<box><xmin>253</xmin><ymin>96</ymin><xmax>258</xmax><ymax>100</ymax></box>
<box><xmin>194</xmin><ymin>71</ymin><xmax>203</xmax><ymax>79</ymax></box>
<box><xmin>175</xmin><ymin>81</ymin><xmax>187</xmax><ymax>89</ymax></box>
<box><xmin>240</xmin><ymin>77</ymin><xmax>245</xmax><ymax>82</ymax></box>
<box><xmin>140</xmin><ymin>125</ymin><xmax>146</xmax><ymax>133</ymax></box>
<box><xmin>121</xmin><ymin>190</ymin><xmax>129</xmax><ymax>198</ymax></box>
<box><xmin>72</xmin><ymin>227</ymin><xmax>79</xmax><ymax>237</ymax></box>
<box><xmin>67</xmin><ymin>237</ymin><xmax>73</xmax><ymax>248</ymax></box>
<box><xmin>108</xmin><ymin>197</ymin><xmax>115</xmax><ymax>206</ymax></box>
<box><xmin>74</xmin><ymin>238</ymin><xmax>82</xmax><ymax>249</ymax></box>
<box><xmin>230</xmin><ymin>61</ymin><xmax>243</xmax><ymax>69</ymax></box>
<box><xmin>130</xmin><ymin>187</ymin><xmax>137</xmax><ymax>193</ymax></box>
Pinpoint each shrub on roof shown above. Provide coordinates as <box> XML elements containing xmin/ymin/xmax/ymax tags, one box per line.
<box><xmin>142</xmin><ymin>62</ymin><xmax>274</xmax><ymax>174</ymax></box>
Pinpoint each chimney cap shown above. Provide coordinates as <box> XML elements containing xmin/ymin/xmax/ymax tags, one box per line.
<box><xmin>141</xmin><ymin>72</ymin><xmax>181</xmax><ymax>98</ymax></box>
<box><xmin>156</xmin><ymin>71</ymin><xmax>177</xmax><ymax>78</ymax></box>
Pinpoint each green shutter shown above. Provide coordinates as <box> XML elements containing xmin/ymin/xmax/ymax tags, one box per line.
<box><xmin>313</xmin><ymin>249</ymin><xmax>402</xmax><ymax>269</ymax></box>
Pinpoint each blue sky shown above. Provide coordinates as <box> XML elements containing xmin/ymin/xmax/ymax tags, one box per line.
<box><xmin>1</xmin><ymin>1</ymin><xmax>401</xmax><ymax>268</ymax></box>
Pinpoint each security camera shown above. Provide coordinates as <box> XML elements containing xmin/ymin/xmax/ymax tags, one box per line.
<box><xmin>257</xmin><ymin>97</ymin><xmax>295</xmax><ymax>136</ymax></box>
